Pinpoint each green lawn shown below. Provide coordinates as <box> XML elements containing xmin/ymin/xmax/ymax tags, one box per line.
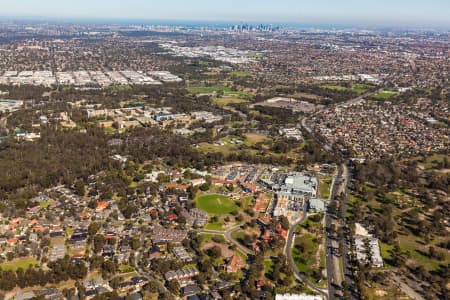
<box><xmin>238</xmin><ymin>196</ymin><xmax>254</xmax><ymax>210</ymax></box>
<box><xmin>197</xmin><ymin>233</ymin><xmax>213</xmax><ymax>243</ymax></box>
<box><xmin>187</xmin><ymin>85</ymin><xmax>233</xmax><ymax>94</ymax></box>
<box><xmin>230</xmin><ymin>71</ymin><xmax>252</xmax><ymax>77</ymax></box>
<box><xmin>264</xmin><ymin>260</ymin><xmax>274</xmax><ymax>279</ymax></box>
<box><xmin>39</xmin><ymin>201</ymin><xmax>51</xmax><ymax>209</ymax></box>
<box><xmin>419</xmin><ymin>154</ymin><xmax>449</xmax><ymax>170</ymax></box>
<box><xmin>1</xmin><ymin>257</ymin><xmax>39</xmax><ymax>271</ymax></box>
<box><xmin>397</xmin><ymin>236</ymin><xmax>449</xmax><ymax>271</ymax></box>
<box><xmin>321</xmin><ymin>84</ymin><xmax>347</xmax><ymax>91</ymax></box>
<box><xmin>372</xmin><ymin>90</ymin><xmax>399</xmax><ymax>100</ymax></box>
<box><xmin>231</xmin><ymin>231</ymin><xmax>246</xmax><ymax>242</ymax></box>
<box><xmin>204</xmin><ymin>221</ymin><xmax>225</xmax><ymax>231</ymax></box>
<box><xmin>213</xmin><ymin>97</ymin><xmax>249</xmax><ymax>106</ymax></box>
<box><xmin>319</xmin><ymin>176</ymin><xmax>332</xmax><ymax>199</ymax></box>
<box><xmin>292</xmin><ymin>233</ymin><xmax>317</xmax><ymax>273</ymax></box>
<box><xmin>380</xmin><ymin>242</ymin><xmax>394</xmax><ymax>263</ymax></box>
<box><xmin>292</xmin><ymin>216</ymin><xmax>326</xmax><ymax>285</ymax></box>
<box><xmin>351</xmin><ymin>84</ymin><xmax>373</xmax><ymax>95</ymax></box>
<box><xmin>196</xmin><ymin>194</ymin><xmax>238</xmax><ymax>215</ymax></box>
<box><xmin>119</xmin><ymin>264</ymin><xmax>135</xmax><ymax>273</ymax></box>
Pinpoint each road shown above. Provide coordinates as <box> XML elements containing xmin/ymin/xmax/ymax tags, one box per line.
<box><xmin>324</xmin><ymin>165</ymin><xmax>343</xmax><ymax>300</ymax></box>
<box><xmin>198</xmin><ymin>225</ymin><xmax>253</xmax><ymax>256</ymax></box>
<box><xmin>325</xmin><ymin>162</ymin><xmax>357</xmax><ymax>299</ymax></box>
<box><xmin>335</xmin><ymin>89</ymin><xmax>382</xmax><ymax>109</ymax></box>
<box><xmin>135</xmin><ymin>233</ymin><xmax>171</xmax><ymax>297</ymax></box>
<box><xmin>301</xmin><ymin>88</ymin><xmax>382</xmax><ymax>136</ymax></box>
<box><xmin>285</xmin><ymin>205</ymin><xmax>329</xmax><ymax>298</ymax></box>
<box><xmin>340</xmin><ymin>164</ymin><xmax>354</xmax><ymax>286</ymax></box>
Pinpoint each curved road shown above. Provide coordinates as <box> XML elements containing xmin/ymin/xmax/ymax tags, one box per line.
<box><xmin>135</xmin><ymin>233</ymin><xmax>172</xmax><ymax>298</ymax></box>
<box><xmin>197</xmin><ymin>225</ymin><xmax>253</xmax><ymax>256</ymax></box>
<box><xmin>285</xmin><ymin>206</ymin><xmax>329</xmax><ymax>298</ymax></box>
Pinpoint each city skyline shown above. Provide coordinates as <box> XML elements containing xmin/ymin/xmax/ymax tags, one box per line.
<box><xmin>1</xmin><ymin>0</ymin><xmax>450</xmax><ymax>28</ymax></box>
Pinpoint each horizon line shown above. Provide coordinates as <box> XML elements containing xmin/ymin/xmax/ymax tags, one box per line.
<box><xmin>0</xmin><ymin>15</ymin><xmax>449</xmax><ymax>30</ymax></box>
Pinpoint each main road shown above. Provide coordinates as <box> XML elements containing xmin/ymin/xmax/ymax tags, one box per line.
<box><xmin>324</xmin><ymin>165</ymin><xmax>344</xmax><ymax>300</ymax></box>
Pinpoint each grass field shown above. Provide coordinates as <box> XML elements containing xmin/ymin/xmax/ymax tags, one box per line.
<box><xmin>290</xmin><ymin>92</ymin><xmax>322</xmax><ymax>100</ymax></box>
<box><xmin>292</xmin><ymin>233</ymin><xmax>317</xmax><ymax>273</ymax></box>
<box><xmin>419</xmin><ymin>154</ymin><xmax>449</xmax><ymax>170</ymax></box>
<box><xmin>196</xmin><ymin>194</ymin><xmax>238</xmax><ymax>215</ymax></box>
<box><xmin>231</xmin><ymin>231</ymin><xmax>246</xmax><ymax>242</ymax></box>
<box><xmin>230</xmin><ymin>71</ymin><xmax>252</xmax><ymax>77</ymax></box>
<box><xmin>187</xmin><ymin>85</ymin><xmax>232</xmax><ymax>94</ymax></box>
<box><xmin>197</xmin><ymin>140</ymin><xmax>238</xmax><ymax>155</ymax></box>
<box><xmin>264</xmin><ymin>260</ymin><xmax>274</xmax><ymax>279</ymax></box>
<box><xmin>204</xmin><ymin>221</ymin><xmax>225</xmax><ymax>231</ymax></box>
<box><xmin>238</xmin><ymin>196</ymin><xmax>254</xmax><ymax>210</ymax></box>
<box><xmin>40</xmin><ymin>201</ymin><xmax>51</xmax><ymax>209</ymax></box>
<box><xmin>397</xmin><ymin>235</ymin><xmax>449</xmax><ymax>271</ymax></box>
<box><xmin>213</xmin><ymin>97</ymin><xmax>249</xmax><ymax>106</ymax></box>
<box><xmin>351</xmin><ymin>83</ymin><xmax>373</xmax><ymax>95</ymax></box>
<box><xmin>1</xmin><ymin>257</ymin><xmax>39</xmax><ymax>271</ymax></box>
<box><xmin>292</xmin><ymin>215</ymin><xmax>326</xmax><ymax>285</ymax></box>
<box><xmin>319</xmin><ymin>176</ymin><xmax>332</xmax><ymax>199</ymax></box>
<box><xmin>244</xmin><ymin>133</ymin><xmax>269</xmax><ymax>145</ymax></box>
<box><xmin>380</xmin><ymin>242</ymin><xmax>394</xmax><ymax>263</ymax></box>
<box><xmin>372</xmin><ymin>90</ymin><xmax>399</xmax><ymax>100</ymax></box>
<box><xmin>119</xmin><ymin>264</ymin><xmax>135</xmax><ymax>273</ymax></box>
<box><xmin>322</xmin><ymin>84</ymin><xmax>347</xmax><ymax>91</ymax></box>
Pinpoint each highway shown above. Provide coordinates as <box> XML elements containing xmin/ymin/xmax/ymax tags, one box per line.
<box><xmin>301</xmin><ymin>88</ymin><xmax>382</xmax><ymax>136</ymax></box>
<box><xmin>340</xmin><ymin>164</ymin><xmax>355</xmax><ymax>287</ymax></box>
<box><xmin>325</xmin><ymin>162</ymin><xmax>357</xmax><ymax>299</ymax></box>
<box><xmin>325</xmin><ymin>165</ymin><xmax>344</xmax><ymax>300</ymax></box>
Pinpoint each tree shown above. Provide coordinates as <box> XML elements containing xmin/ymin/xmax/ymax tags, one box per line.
<box><xmin>93</xmin><ymin>234</ymin><xmax>106</xmax><ymax>253</ymax></box>
<box><xmin>167</xmin><ymin>279</ymin><xmax>180</xmax><ymax>295</ymax></box>
<box><xmin>207</xmin><ymin>246</ymin><xmax>222</xmax><ymax>259</ymax></box>
<box><xmin>74</xmin><ymin>180</ymin><xmax>85</xmax><ymax>196</ymax></box>
<box><xmin>279</xmin><ymin>216</ymin><xmax>290</xmax><ymax>230</ymax></box>
<box><xmin>88</xmin><ymin>222</ymin><xmax>100</xmax><ymax>236</ymax></box>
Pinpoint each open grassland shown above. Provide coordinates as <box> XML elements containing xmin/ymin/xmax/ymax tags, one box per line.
<box><xmin>230</xmin><ymin>71</ymin><xmax>252</xmax><ymax>77</ymax></box>
<box><xmin>351</xmin><ymin>83</ymin><xmax>373</xmax><ymax>95</ymax></box>
<box><xmin>187</xmin><ymin>85</ymin><xmax>232</xmax><ymax>94</ymax></box>
<box><xmin>319</xmin><ymin>176</ymin><xmax>332</xmax><ymax>199</ymax></box>
<box><xmin>1</xmin><ymin>257</ymin><xmax>39</xmax><ymax>271</ymax></box>
<box><xmin>196</xmin><ymin>194</ymin><xmax>238</xmax><ymax>215</ymax></box>
<box><xmin>372</xmin><ymin>90</ymin><xmax>399</xmax><ymax>100</ymax></box>
<box><xmin>213</xmin><ymin>97</ymin><xmax>249</xmax><ymax>106</ymax></box>
<box><xmin>321</xmin><ymin>84</ymin><xmax>347</xmax><ymax>91</ymax></box>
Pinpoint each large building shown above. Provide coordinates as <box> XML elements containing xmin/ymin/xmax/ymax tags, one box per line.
<box><xmin>273</xmin><ymin>174</ymin><xmax>318</xmax><ymax>222</ymax></box>
<box><xmin>280</xmin><ymin>174</ymin><xmax>318</xmax><ymax>198</ymax></box>
<box><xmin>0</xmin><ymin>99</ymin><xmax>23</xmax><ymax>113</ymax></box>
<box><xmin>354</xmin><ymin>223</ymin><xmax>383</xmax><ymax>268</ymax></box>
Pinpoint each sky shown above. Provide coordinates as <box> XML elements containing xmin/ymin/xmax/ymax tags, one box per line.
<box><xmin>1</xmin><ymin>0</ymin><xmax>449</xmax><ymax>27</ymax></box>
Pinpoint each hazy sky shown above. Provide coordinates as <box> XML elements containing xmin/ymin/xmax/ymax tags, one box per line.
<box><xmin>1</xmin><ymin>0</ymin><xmax>449</xmax><ymax>27</ymax></box>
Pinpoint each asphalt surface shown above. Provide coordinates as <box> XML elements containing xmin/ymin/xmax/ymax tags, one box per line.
<box><xmin>285</xmin><ymin>205</ymin><xmax>329</xmax><ymax>298</ymax></box>
<box><xmin>198</xmin><ymin>225</ymin><xmax>253</xmax><ymax>256</ymax></box>
<box><xmin>325</xmin><ymin>165</ymin><xmax>344</xmax><ymax>300</ymax></box>
<box><xmin>135</xmin><ymin>233</ymin><xmax>172</xmax><ymax>297</ymax></box>
<box><xmin>340</xmin><ymin>164</ymin><xmax>355</xmax><ymax>286</ymax></box>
